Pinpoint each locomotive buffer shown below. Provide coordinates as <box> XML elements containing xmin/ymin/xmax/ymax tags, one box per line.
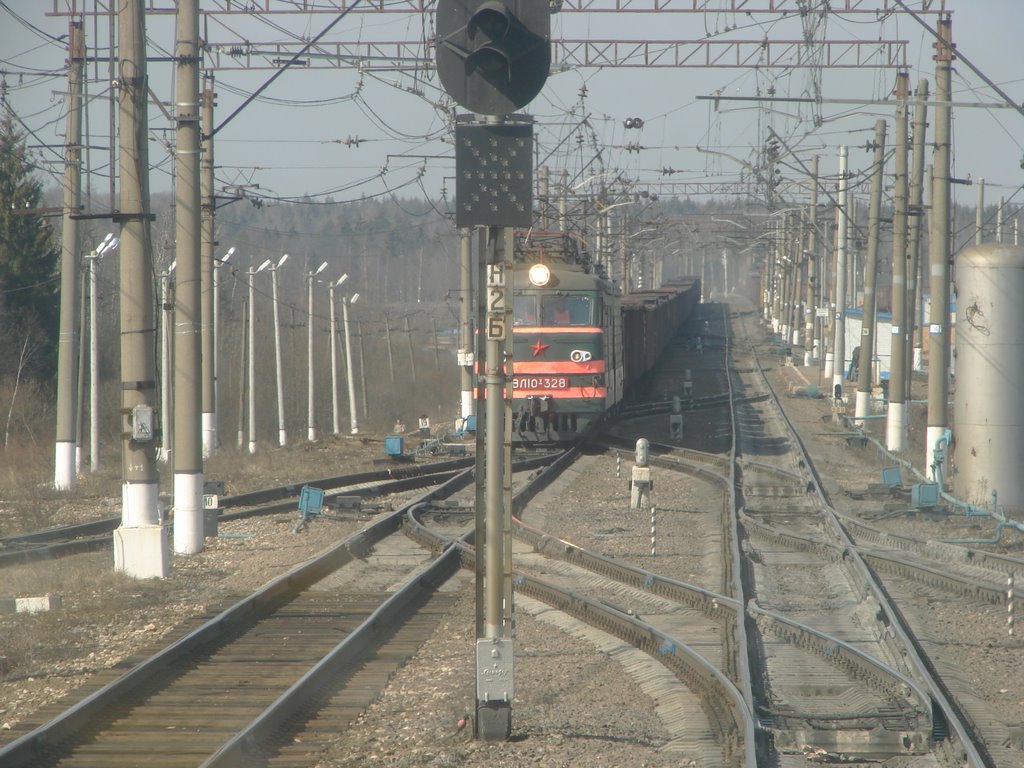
<box><xmin>435</xmin><ymin>0</ymin><xmax>550</xmax><ymax>742</ymax></box>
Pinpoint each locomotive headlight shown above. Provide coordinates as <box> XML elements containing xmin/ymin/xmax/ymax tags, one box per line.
<box><xmin>528</xmin><ymin>263</ymin><xmax>551</xmax><ymax>287</ymax></box>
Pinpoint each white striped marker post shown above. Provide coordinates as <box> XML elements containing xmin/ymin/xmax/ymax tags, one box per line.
<box><xmin>1009</xmin><ymin>574</ymin><xmax>1015</xmax><ymax>637</ymax></box>
<box><xmin>651</xmin><ymin>505</ymin><xmax>656</xmax><ymax>556</ymax></box>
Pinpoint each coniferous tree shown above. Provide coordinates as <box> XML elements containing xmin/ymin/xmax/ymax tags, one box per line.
<box><xmin>0</xmin><ymin>115</ymin><xmax>60</xmax><ymax>380</ymax></box>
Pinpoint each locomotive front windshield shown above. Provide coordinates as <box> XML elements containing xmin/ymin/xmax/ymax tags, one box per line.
<box><xmin>541</xmin><ymin>295</ymin><xmax>592</xmax><ymax>325</ymax></box>
<box><xmin>515</xmin><ymin>294</ymin><xmax>594</xmax><ymax>326</ymax></box>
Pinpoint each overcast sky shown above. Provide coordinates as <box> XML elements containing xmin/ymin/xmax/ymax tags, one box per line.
<box><xmin>2</xmin><ymin>1</ymin><xmax>1022</xmax><ymax>219</ymax></box>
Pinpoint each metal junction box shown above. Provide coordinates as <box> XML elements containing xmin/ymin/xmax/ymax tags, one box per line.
<box><xmin>476</xmin><ymin>637</ymin><xmax>514</xmax><ymax>703</ymax></box>
<box><xmin>911</xmin><ymin>482</ymin><xmax>940</xmax><ymax>508</ymax></box>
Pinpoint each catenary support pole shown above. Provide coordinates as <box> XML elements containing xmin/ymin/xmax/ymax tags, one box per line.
<box><xmin>855</xmin><ymin>119</ymin><xmax>887</xmax><ymax>423</ymax></box>
<box><xmin>115</xmin><ymin>0</ymin><xmax>165</xmax><ymax>576</ymax></box>
<box><xmin>55</xmin><ymin>20</ymin><xmax>85</xmax><ymax>491</ymax></box>
<box><xmin>831</xmin><ymin>146</ymin><xmax>849</xmax><ymax>402</ymax></box>
<box><xmin>200</xmin><ymin>74</ymin><xmax>217</xmax><ymax>457</ymax></box>
<box><xmin>906</xmin><ymin>80</ymin><xmax>929</xmax><ymax>384</ymax></box>
<box><xmin>926</xmin><ymin>16</ymin><xmax>954</xmax><ymax>484</ymax></box>
<box><xmin>804</xmin><ymin>155</ymin><xmax>819</xmax><ymax>366</ymax></box>
<box><xmin>887</xmin><ymin>72</ymin><xmax>910</xmax><ymax>452</ymax></box>
<box><xmin>172</xmin><ymin>0</ymin><xmax>204</xmax><ymax>554</ymax></box>
<box><xmin>459</xmin><ymin>227</ymin><xmax>474</xmax><ymax>425</ymax></box>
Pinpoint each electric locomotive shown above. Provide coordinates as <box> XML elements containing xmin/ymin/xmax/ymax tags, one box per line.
<box><xmin>511</xmin><ymin>232</ymin><xmax>622</xmax><ymax>441</ymax></box>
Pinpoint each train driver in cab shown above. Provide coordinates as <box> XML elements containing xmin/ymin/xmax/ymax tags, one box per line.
<box><xmin>547</xmin><ymin>296</ymin><xmax>572</xmax><ymax>325</ymax></box>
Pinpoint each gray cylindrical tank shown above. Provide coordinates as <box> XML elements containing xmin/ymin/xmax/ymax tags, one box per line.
<box><xmin>952</xmin><ymin>243</ymin><xmax>1024</xmax><ymax>516</ymax></box>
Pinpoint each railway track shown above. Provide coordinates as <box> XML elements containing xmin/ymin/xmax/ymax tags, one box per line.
<box><xmin>0</xmin><ymin>459</ymin><xmax>474</xmax><ymax>566</ymax></box>
<box><xmin>6</xmin><ymin>301</ymin><xmax>1021</xmax><ymax>767</ymax></box>
<box><xmin>731</xmin><ymin>301</ymin><xmax>1011</xmax><ymax>767</ymax></box>
<box><xmin>0</xmin><ymin>453</ymin><xmax>567</xmax><ymax>768</ymax></box>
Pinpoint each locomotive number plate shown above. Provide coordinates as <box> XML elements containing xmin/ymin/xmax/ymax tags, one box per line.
<box><xmin>512</xmin><ymin>376</ymin><xmax>569</xmax><ymax>390</ymax></box>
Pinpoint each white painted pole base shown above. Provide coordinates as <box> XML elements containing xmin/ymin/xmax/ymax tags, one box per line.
<box><xmin>854</xmin><ymin>390</ymin><xmax>870</xmax><ymax>423</ymax></box>
<box><xmin>781</xmin><ymin>323</ymin><xmax>790</xmax><ymax>342</ymax></box>
<box><xmin>202</xmin><ymin>411</ymin><xmax>217</xmax><ymax>458</ymax></box>
<box><xmin>307</xmin><ymin>427</ymin><xmax>316</xmax><ymax>443</ymax></box>
<box><xmin>803</xmin><ymin>349</ymin><xmax>813</xmax><ymax>367</ymax></box>
<box><xmin>75</xmin><ymin>444</ymin><xmax>82</xmax><ymax>476</ymax></box>
<box><xmin>248</xmin><ymin>439</ymin><xmax>257</xmax><ymax>455</ymax></box>
<box><xmin>122</xmin><ymin>481</ymin><xmax>160</xmax><ymax>527</ymax></box>
<box><xmin>173</xmin><ymin>471</ymin><xmax>205</xmax><ymax>555</ymax></box>
<box><xmin>886</xmin><ymin>401</ymin><xmax>907</xmax><ymax>452</ymax></box>
<box><xmin>113</xmin><ymin>524</ymin><xmax>170</xmax><ymax>579</ymax></box>
<box><xmin>54</xmin><ymin>442</ymin><xmax>77</xmax><ymax>491</ymax></box>
<box><xmin>824</xmin><ymin>352</ymin><xmax>834</xmax><ymax>379</ymax></box>
<box><xmin>278</xmin><ymin>429</ymin><xmax>287</xmax><ymax>447</ymax></box>
<box><xmin>771</xmin><ymin>318</ymin><xmax>780</xmax><ymax>334</ymax></box>
<box><xmin>791</xmin><ymin>329</ymin><xmax>801</xmax><ymax>346</ymax></box>
<box><xmin>913</xmin><ymin>346</ymin><xmax>923</xmax><ymax>371</ymax></box>
<box><xmin>350</xmin><ymin>427</ymin><xmax>359</xmax><ymax>435</ymax></box>
<box><xmin>461</xmin><ymin>390</ymin><xmax>474</xmax><ymax>422</ymax></box>
<box><xmin>925</xmin><ymin>425</ymin><xmax>947</xmax><ymax>484</ymax></box>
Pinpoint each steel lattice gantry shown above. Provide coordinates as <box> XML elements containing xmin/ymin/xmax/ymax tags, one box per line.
<box><xmin>49</xmin><ymin>0</ymin><xmax>946</xmax><ymax>14</ymax></box>
<box><xmin>186</xmin><ymin>38</ymin><xmax>910</xmax><ymax>72</ymax></box>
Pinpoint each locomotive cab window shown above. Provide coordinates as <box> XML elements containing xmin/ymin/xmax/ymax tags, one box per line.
<box><xmin>514</xmin><ymin>295</ymin><xmax>539</xmax><ymax>326</ymax></box>
<box><xmin>543</xmin><ymin>295</ymin><xmax>592</xmax><ymax>326</ymax></box>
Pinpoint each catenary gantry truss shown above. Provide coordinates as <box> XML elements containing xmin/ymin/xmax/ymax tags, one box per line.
<box><xmin>49</xmin><ymin>0</ymin><xmax>946</xmax><ymax>15</ymax></box>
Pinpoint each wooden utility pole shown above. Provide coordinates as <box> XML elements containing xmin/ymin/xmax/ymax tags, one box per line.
<box><xmin>926</xmin><ymin>16</ymin><xmax>953</xmax><ymax>483</ymax></box>
<box><xmin>887</xmin><ymin>73</ymin><xmax>910</xmax><ymax>452</ymax></box>
<box><xmin>855</xmin><ymin>119</ymin><xmax>887</xmax><ymax>423</ymax></box>
<box><xmin>115</xmin><ymin>0</ymin><xmax>166</xmax><ymax>577</ymax></box>
<box><xmin>54</xmin><ymin>20</ymin><xmax>85</xmax><ymax>491</ymax></box>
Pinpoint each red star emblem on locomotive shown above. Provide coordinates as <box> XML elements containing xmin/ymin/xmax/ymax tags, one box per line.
<box><xmin>530</xmin><ymin>339</ymin><xmax>549</xmax><ymax>357</ymax></box>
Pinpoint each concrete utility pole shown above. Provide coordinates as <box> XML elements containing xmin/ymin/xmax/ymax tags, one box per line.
<box><xmin>804</xmin><ymin>155</ymin><xmax>819</xmax><ymax>366</ymax></box>
<box><xmin>855</xmin><ymin>119</ymin><xmax>887</xmax><ymax>423</ymax></box>
<box><xmin>974</xmin><ymin>178</ymin><xmax>985</xmax><ymax>245</ymax></box>
<box><xmin>887</xmin><ymin>73</ymin><xmax>910</xmax><ymax>452</ymax></box>
<box><xmin>54</xmin><ymin>20</ymin><xmax>85</xmax><ymax>491</ymax></box>
<box><xmin>306</xmin><ymin>260</ymin><xmax>327</xmax><ymax>442</ymax></box>
<box><xmin>831</xmin><ymin>146</ymin><xmax>849</xmax><ymax>401</ymax></box>
<box><xmin>357</xmin><ymin>321</ymin><xmax>369</xmax><ymax>419</ymax></box>
<box><xmin>926</xmin><ymin>16</ymin><xmax>954</xmax><ymax>483</ymax></box>
<box><xmin>329</xmin><ymin>274</ymin><xmax>347</xmax><ymax>436</ymax></box>
<box><xmin>539</xmin><ymin>165</ymin><xmax>549</xmax><ymax>230</ymax></box>
<box><xmin>341</xmin><ymin>292</ymin><xmax>359</xmax><ymax>435</ymax></box>
<box><xmin>482</xmin><ymin>226</ymin><xmax>510</xmax><ymax>637</ymax></box>
<box><xmin>114</xmin><ymin>0</ymin><xmax>166</xmax><ymax>577</ymax></box>
<box><xmin>87</xmin><ymin>235</ymin><xmax>119</xmax><ymax>473</ymax></box>
<box><xmin>906</xmin><ymin>79</ymin><xmax>929</xmax><ymax>384</ymax></box>
<box><xmin>173</xmin><ymin>0</ymin><xmax>204</xmax><ymax>554</ymax></box>
<box><xmin>200</xmin><ymin>74</ymin><xmax>217</xmax><ymax>457</ymax></box>
<box><xmin>458</xmin><ymin>227</ymin><xmax>474</xmax><ymax>426</ymax></box>
<box><xmin>270</xmin><ymin>255</ymin><xmax>289</xmax><ymax>447</ymax></box>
